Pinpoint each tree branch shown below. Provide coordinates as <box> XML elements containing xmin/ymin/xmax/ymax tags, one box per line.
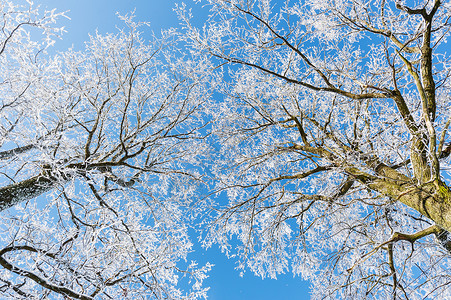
<box><xmin>0</xmin><ymin>246</ymin><xmax>93</xmax><ymax>300</ymax></box>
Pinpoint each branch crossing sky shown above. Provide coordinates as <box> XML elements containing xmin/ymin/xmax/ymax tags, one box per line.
<box><xmin>36</xmin><ymin>0</ymin><xmax>312</xmax><ymax>298</ymax></box>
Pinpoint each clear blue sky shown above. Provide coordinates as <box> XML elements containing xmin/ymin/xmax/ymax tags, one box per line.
<box><xmin>36</xmin><ymin>1</ymin><xmax>312</xmax><ymax>299</ymax></box>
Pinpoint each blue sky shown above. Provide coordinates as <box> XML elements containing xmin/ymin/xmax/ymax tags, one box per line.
<box><xmin>36</xmin><ymin>1</ymin><xmax>312</xmax><ymax>299</ymax></box>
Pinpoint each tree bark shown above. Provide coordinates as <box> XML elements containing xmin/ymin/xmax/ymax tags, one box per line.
<box><xmin>0</xmin><ymin>174</ymin><xmax>56</xmax><ymax>211</ymax></box>
<box><xmin>347</xmin><ymin>164</ymin><xmax>451</xmax><ymax>232</ymax></box>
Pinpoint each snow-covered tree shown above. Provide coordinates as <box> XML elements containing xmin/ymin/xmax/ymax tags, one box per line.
<box><xmin>180</xmin><ymin>0</ymin><xmax>451</xmax><ymax>298</ymax></box>
<box><xmin>0</xmin><ymin>1</ymin><xmax>211</xmax><ymax>298</ymax></box>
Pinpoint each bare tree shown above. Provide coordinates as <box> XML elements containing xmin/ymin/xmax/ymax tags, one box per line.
<box><xmin>180</xmin><ymin>0</ymin><xmax>451</xmax><ymax>298</ymax></box>
<box><xmin>0</xmin><ymin>2</ymin><xmax>211</xmax><ymax>299</ymax></box>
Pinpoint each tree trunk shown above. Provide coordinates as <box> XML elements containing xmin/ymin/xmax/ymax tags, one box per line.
<box><xmin>0</xmin><ymin>174</ymin><xmax>57</xmax><ymax>211</ymax></box>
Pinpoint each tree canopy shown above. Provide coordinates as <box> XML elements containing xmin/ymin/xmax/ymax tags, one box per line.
<box><xmin>0</xmin><ymin>1</ymin><xmax>211</xmax><ymax>298</ymax></box>
<box><xmin>0</xmin><ymin>0</ymin><xmax>451</xmax><ymax>299</ymax></box>
<box><xmin>179</xmin><ymin>0</ymin><xmax>451</xmax><ymax>298</ymax></box>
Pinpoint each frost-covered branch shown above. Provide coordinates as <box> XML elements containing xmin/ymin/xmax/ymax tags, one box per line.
<box><xmin>180</xmin><ymin>0</ymin><xmax>451</xmax><ymax>298</ymax></box>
